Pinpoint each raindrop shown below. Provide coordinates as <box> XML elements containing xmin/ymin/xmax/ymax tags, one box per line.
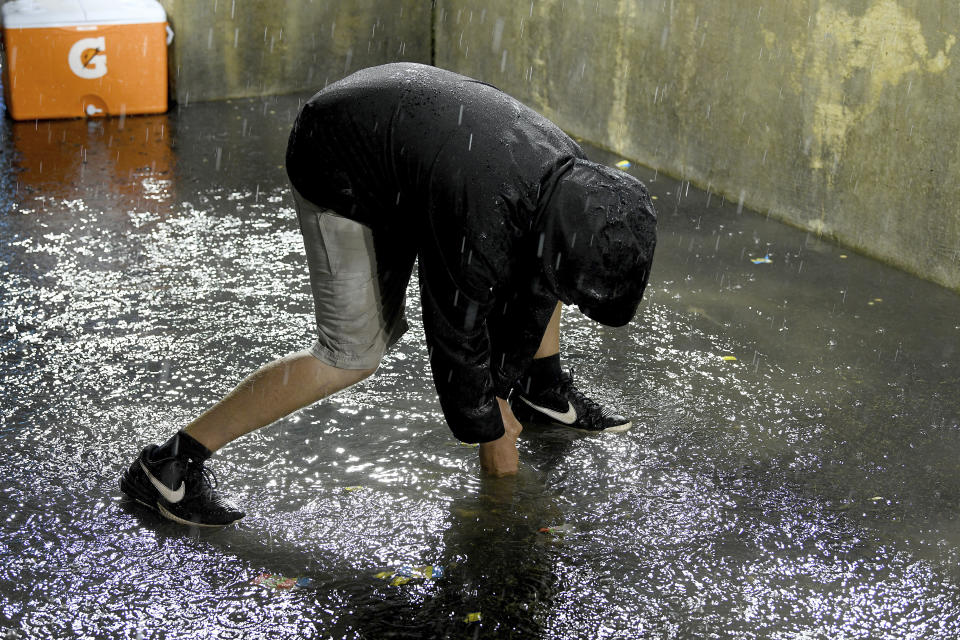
<box><xmin>536</xmin><ymin>232</ymin><xmax>545</xmax><ymax>257</ymax></box>
<box><xmin>492</xmin><ymin>17</ymin><xmax>505</xmax><ymax>52</ymax></box>
<box><xmin>464</xmin><ymin>301</ymin><xmax>478</xmax><ymax>330</ymax></box>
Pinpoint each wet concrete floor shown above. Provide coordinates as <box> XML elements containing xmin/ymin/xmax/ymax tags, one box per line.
<box><xmin>1</xmin><ymin>91</ymin><xmax>959</xmax><ymax>639</ymax></box>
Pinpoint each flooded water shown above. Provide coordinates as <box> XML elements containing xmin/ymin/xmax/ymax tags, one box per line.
<box><xmin>2</xmin><ymin>92</ymin><xmax>959</xmax><ymax>639</ymax></box>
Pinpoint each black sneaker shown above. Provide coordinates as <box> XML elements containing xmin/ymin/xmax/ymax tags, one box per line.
<box><xmin>119</xmin><ymin>445</ymin><xmax>245</xmax><ymax>527</ymax></box>
<box><xmin>511</xmin><ymin>371</ymin><xmax>632</xmax><ymax>433</ymax></box>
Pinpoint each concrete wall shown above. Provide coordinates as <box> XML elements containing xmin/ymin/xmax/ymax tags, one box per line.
<box><xmin>157</xmin><ymin>0</ymin><xmax>431</xmax><ymax>104</ymax></box>
<box><xmin>434</xmin><ymin>1</ymin><xmax>960</xmax><ymax>293</ymax></box>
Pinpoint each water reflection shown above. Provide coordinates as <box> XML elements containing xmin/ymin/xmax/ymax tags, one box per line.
<box><xmin>10</xmin><ymin>114</ymin><xmax>175</xmax><ymax>210</ymax></box>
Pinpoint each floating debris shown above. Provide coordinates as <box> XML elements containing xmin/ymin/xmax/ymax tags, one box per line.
<box><xmin>615</xmin><ymin>159</ymin><xmax>632</xmax><ymax>169</ymax></box>
<box><xmin>343</xmin><ymin>486</ymin><xmax>364</xmax><ymax>492</ymax></box>
<box><xmin>721</xmin><ymin>356</ymin><xmax>738</xmax><ymax>362</ymax></box>
<box><xmin>375</xmin><ymin>565</ymin><xmax>445</xmax><ymax>586</ymax></box>
<box><xmin>252</xmin><ymin>573</ymin><xmax>313</xmax><ymax>590</ymax></box>
<box><xmin>538</xmin><ymin>524</ymin><xmax>574</xmax><ymax>536</ymax></box>
<box><xmin>751</xmin><ymin>255</ymin><xmax>773</xmax><ymax>264</ymax></box>
<box><xmin>463</xmin><ymin>612</ymin><xmax>483</xmax><ymax>623</ymax></box>
<box><xmin>839</xmin><ymin>254</ymin><xmax>848</xmax><ymax>259</ymax></box>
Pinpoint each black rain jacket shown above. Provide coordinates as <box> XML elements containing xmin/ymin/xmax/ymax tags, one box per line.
<box><xmin>286</xmin><ymin>63</ymin><xmax>657</xmax><ymax>443</ymax></box>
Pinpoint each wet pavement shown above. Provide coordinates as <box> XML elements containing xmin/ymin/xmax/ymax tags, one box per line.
<box><xmin>1</xmin><ymin>89</ymin><xmax>959</xmax><ymax>639</ymax></box>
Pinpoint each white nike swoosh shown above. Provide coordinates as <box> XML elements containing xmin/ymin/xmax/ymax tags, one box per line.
<box><xmin>140</xmin><ymin>460</ymin><xmax>185</xmax><ymax>503</ymax></box>
<box><xmin>519</xmin><ymin>397</ymin><xmax>578</xmax><ymax>425</ymax></box>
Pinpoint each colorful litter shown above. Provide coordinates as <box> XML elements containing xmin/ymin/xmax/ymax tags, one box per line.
<box><xmin>343</xmin><ymin>485</ymin><xmax>364</xmax><ymax>492</ymax></box>
<box><xmin>751</xmin><ymin>255</ymin><xmax>773</xmax><ymax>264</ymax></box>
<box><xmin>252</xmin><ymin>573</ymin><xmax>314</xmax><ymax>590</ymax></box>
<box><xmin>721</xmin><ymin>355</ymin><xmax>738</xmax><ymax>362</ymax></box>
<box><xmin>375</xmin><ymin>565</ymin><xmax>445</xmax><ymax>586</ymax></box>
<box><xmin>615</xmin><ymin>159</ymin><xmax>632</xmax><ymax>169</ymax></box>
<box><xmin>463</xmin><ymin>612</ymin><xmax>483</xmax><ymax>623</ymax></box>
<box><xmin>538</xmin><ymin>524</ymin><xmax>574</xmax><ymax>536</ymax></box>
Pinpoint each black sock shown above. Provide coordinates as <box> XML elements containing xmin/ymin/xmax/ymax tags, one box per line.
<box><xmin>523</xmin><ymin>353</ymin><xmax>563</xmax><ymax>395</ymax></box>
<box><xmin>151</xmin><ymin>430</ymin><xmax>212</xmax><ymax>462</ymax></box>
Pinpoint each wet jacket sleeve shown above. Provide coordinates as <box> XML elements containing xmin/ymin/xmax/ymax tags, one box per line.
<box><xmin>418</xmin><ymin>257</ymin><xmax>505</xmax><ymax>444</ymax></box>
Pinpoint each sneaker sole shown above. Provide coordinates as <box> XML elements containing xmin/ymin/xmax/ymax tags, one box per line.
<box><xmin>157</xmin><ymin>503</ymin><xmax>242</xmax><ymax>528</ymax></box>
<box><xmin>513</xmin><ymin>416</ymin><xmax>633</xmax><ymax>434</ymax></box>
<box><xmin>119</xmin><ymin>473</ymin><xmax>243</xmax><ymax>528</ymax></box>
<box><xmin>570</xmin><ymin>420</ymin><xmax>632</xmax><ymax>434</ymax></box>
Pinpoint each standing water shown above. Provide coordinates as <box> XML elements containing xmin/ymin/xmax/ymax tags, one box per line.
<box><xmin>1</xmin><ymin>93</ymin><xmax>959</xmax><ymax>639</ymax></box>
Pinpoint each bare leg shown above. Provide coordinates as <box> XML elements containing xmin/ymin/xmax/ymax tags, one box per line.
<box><xmin>183</xmin><ymin>350</ymin><xmax>376</xmax><ymax>452</ymax></box>
<box><xmin>533</xmin><ymin>301</ymin><xmax>562</xmax><ymax>359</ymax></box>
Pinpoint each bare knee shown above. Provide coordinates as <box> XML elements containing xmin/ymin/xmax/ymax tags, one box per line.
<box><xmin>351</xmin><ymin>364</ymin><xmax>378</xmax><ymax>382</ymax></box>
<box><xmin>300</xmin><ymin>348</ymin><xmax>378</xmax><ymax>388</ymax></box>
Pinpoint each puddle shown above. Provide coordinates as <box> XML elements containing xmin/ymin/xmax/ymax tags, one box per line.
<box><xmin>1</xmin><ymin>93</ymin><xmax>959</xmax><ymax>638</ymax></box>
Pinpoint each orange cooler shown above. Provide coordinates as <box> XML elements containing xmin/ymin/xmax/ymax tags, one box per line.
<box><xmin>1</xmin><ymin>0</ymin><xmax>170</xmax><ymax>120</ymax></box>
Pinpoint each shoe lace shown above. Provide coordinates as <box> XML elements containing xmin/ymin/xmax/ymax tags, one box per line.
<box><xmin>553</xmin><ymin>371</ymin><xmax>609</xmax><ymax>424</ymax></box>
<box><xmin>183</xmin><ymin>458</ymin><xmax>220</xmax><ymax>499</ymax></box>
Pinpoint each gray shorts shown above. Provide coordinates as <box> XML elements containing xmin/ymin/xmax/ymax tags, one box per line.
<box><xmin>293</xmin><ymin>187</ymin><xmax>414</xmax><ymax>369</ymax></box>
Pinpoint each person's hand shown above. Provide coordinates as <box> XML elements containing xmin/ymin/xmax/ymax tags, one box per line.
<box><xmin>478</xmin><ymin>397</ymin><xmax>523</xmax><ymax>477</ymax></box>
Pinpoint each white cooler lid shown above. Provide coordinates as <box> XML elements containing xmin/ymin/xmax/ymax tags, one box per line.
<box><xmin>2</xmin><ymin>0</ymin><xmax>166</xmax><ymax>28</ymax></box>
<box><xmin>81</xmin><ymin>0</ymin><xmax>166</xmax><ymax>25</ymax></box>
<box><xmin>2</xmin><ymin>0</ymin><xmax>86</xmax><ymax>28</ymax></box>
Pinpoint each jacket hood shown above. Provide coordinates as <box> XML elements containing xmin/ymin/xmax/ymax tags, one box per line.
<box><xmin>539</xmin><ymin>159</ymin><xmax>657</xmax><ymax>326</ymax></box>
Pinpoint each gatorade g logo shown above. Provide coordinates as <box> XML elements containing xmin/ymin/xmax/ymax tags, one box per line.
<box><xmin>68</xmin><ymin>37</ymin><xmax>107</xmax><ymax>79</ymax></box>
